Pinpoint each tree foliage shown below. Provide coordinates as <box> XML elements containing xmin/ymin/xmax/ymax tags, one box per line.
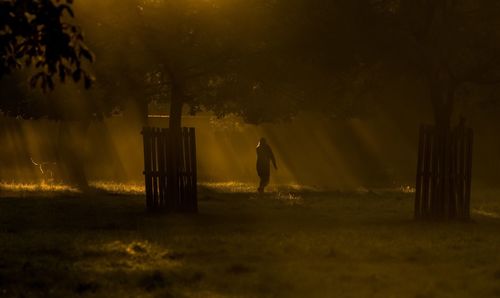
<box><xmin>0</xmin><ymin>0</ymin><xmax>93</xmax><ymax>91</ymax></box>
<box><xmin>71</xmin><ymin>0</ymin><xmax>307</xmax><ymax>127</ymax></box>
<box><xmin>135</xmin><ymin>0</ymin><xmax>303</xmax><ymax>127</ymax></box>
<box><xmin>359</xmin><ymin>0</ymin><xmax>500</xmax><ymax>125</ymax></box>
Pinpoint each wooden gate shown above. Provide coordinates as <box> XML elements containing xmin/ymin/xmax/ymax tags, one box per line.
<box><xmin>142</xmin><ymin>127</ymin><xmax>197</xmax><ymax>212</ymax></box>
<box><xmin>414</xmin><ymin>123</ymin><xmax>473</xmax><ymax>220</ymax></box>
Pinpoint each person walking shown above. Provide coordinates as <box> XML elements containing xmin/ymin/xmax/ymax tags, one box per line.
<box><xmin>256</xmin><ymin>137</ymin><xmax>277</xmax><ymax>193</ymax></box>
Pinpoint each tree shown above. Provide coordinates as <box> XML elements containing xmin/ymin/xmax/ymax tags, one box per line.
<box><xmin>130</xmin><ymin>0</ymin><xmax>310</xmax><ymax>128</ymax></box>
<box><xmin>353</xmin><ymin>0</ymin><xmax>500</xmax><ymax>218</ymax></box>
<box><xmin>72</xmin><ymin>0</ymin><xmax>355</xmax><ymax>127</ymax></box>
<box><xmin>359</xmin><ymin>0</ymin><xmax>500</xmax><ymax>126</ymax></box>
<box><xmin>0</xmin><ymin>0</ymin><xmax>95</xmax><ymax>190</ymax></box>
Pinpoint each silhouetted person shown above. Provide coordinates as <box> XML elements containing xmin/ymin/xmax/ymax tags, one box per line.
<box><xmin>256</xmin><ymin>137</ymin><xmax>277</xmax><ymax>193</ymax></box>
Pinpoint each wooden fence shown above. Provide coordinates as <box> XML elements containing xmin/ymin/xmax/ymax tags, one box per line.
<box><xmin>142</xmin><ymin>127</ymin><xmax>197</xmax><ymax>212</ymax></box>
<box><xmin>415</xmin><ymin>124</ymin><xmax>473</xmax><ymax>220</ymax></box>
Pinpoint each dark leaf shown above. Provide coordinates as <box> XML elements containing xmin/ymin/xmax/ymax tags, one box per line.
<box><xmin>58</xmin><ymin>4</ymin><xmax>74</xmax><ymax>18</ymax></box>
<box><xmin>47</xmin><ymin>75</ymin><xmax>54</xmax><ymax>90</ymax></box>
<box><xmin>80</xmin><ymin>48</ymin><xmax>94</xmax><ymax>62</ymax></box>
<box><xmin>72</xmin><ymin>69</ymin><xmax>81</xmax><ymax>81</ymax></box>
<box><xmin>83</xmin><ymin>74</ymin><xmax>93</xmax><ymax>89</ymax></box>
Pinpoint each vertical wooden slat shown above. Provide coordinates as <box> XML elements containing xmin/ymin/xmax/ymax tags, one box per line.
<box><xmin>157</xmin><ymin>128</ymin><xmax>162</xmax><ymax>208</ymax></box>
<box><xmin>442</xmin><ymin>130</ymin><xmax>450</xmax><ymax>220</ymax></box>
<box><xmin>176</xmin><ymin>128</ymin><xmax>184</xmax><ymax>211</ymax></box>
<box><xmin>151</xmin><ymin>128</ymin><xmax>159</xmax><ymax>208</ymax></box>
<box><xmin>180</xmin><ymin>127</ymin><xmax>188</xmax><ymax>211</ymax></box>
<box><xmin>164</xmin><ymin>129</ymin><xmax>169</xmax><ymax>209</ymax></box>
<box><xmin>178</xmin><ymin>128</ymin><xmax>183</xmax><ymax>211</ymax></box>
<box><xmin>172</xmin><ymin>128</ymin><xmax>180</xmax><ymax>211</ymax></box>
<box><xmin>142</xmin><ymin>127</ymin><xmax>153</xmax><ymax>210</ymax></box>
<box><xmin>457</xmin><ymin>125</ymin><xmax>465</xmax><ymax>219</ymax></box>
<box><xmin>421</xmin><ymin>126</ymin><xmax>432</xmax><ymax>219</ymax></box>
<box><xmin>464</xmin><ymin>129</ymin><xmax>473</xmax><ymax>220</ymax></box>
<box><xmin>449</xmin><ymin>128</ymin><xmax>457</xmax><ymax>219</ymax></box>
<box><xmin>415</xmin><ymin>125</ymin><xmax>425</xmax><ymax>219</ymax></box>
<box><xmin>437</xmin><ymin>129</ymin><xmax>445</xmax><ymax>219</ymax></box>
<box><xmin>182</xmin><ymin>127</ymin><xmax>192</xmax><ymax>212</ymax></box>
<box><xmin>163</xmin><ymin>128</ymin><xmax>169</xmax><ymax>209</ymax></box>
<box><xmin>430</xmin><ymin>127</ymin><xmax>442</xmax><ymax>219</ymax></box>
<box><xmin>165</xmin><ymin>129</ymin><xmax>174</xmax><ymax>211</ymax></box>
<box><xmin>168</xmin><ymin>128</ymin><xmax>174</xmax><ymax>211</ymax></box>
<box><xmin>178</xmin><ymin>128</ymin><xmax>184</xmax><ymax>211</ymax></box>
<box><xmin>176</xmin><ymin>128</ymin><xmax>182</xmax><ymax>211</ymax></box>
<box><xmin>190</xmin><ymin>127</ymin><xmax>198</xmax><ymax>212</ymax></box>
<box><xmin>186</xmin><ymin>129</ymin><xmax>192</xmax><ymax>211</ymax></box>
<box><xmin>158</xmin><ymin>128</ymin><xmax>166</xmax><ymax>207</ymax></box>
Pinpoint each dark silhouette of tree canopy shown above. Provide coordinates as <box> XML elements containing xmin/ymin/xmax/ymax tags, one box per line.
<box><xmin>135</xmin><ymin>0</ymin><xmax>305</xmax><ymax>128</ymax></box>
<box><xmin>0</xmin><ymin>0</ymin><xmax>93</xmax><ymax>93</ymax></box>
<box><xmin>356</xmin><ymin>0</ymin><xmax>500</xmax><ymax>126</ymax></box>
<box><xmin>256</xmin><ymin>0</ymin><xmax>500</xmax><ymax>123</ymax></box>
<box><xmin>74</xmin><ymin>0</ymin><xmax>317</xmax><ymax>128</ymax></box>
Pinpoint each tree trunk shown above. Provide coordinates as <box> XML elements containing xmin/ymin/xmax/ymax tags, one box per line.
<box><xmin>138</xmin><ymin>98</ymin><xmax>149</xmax><ymax>127</ymax></box>
<box><xmin>57</xmin><ymin>120</ymin><xmax>90</xmax><ymax>192</ymax></box>
<box><xmin>169</xmin><ymin>83</ymin><xmax>184</xmax><ymax>130</ymax></box>
<box><xmin>430</xmin><ymin>79</ymin><xmax>454</xmax><ymax>129</ymax></box>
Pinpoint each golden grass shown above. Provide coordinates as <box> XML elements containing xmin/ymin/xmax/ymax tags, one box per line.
<box><xmin>275</xmin><ymin>191</ymin><xmax>304</xmax><ymax>205</ymax></box>
<box><xmin>200</xmin><ymin>181</ymin><xmax>256</xmax><ymax>193</ymax></box>
<box><xmin>0</xmin><ymin>181</ymin><xmax>79</xmax><ymax>194</ymax></box>
<box><xmin>75</xmin><ymin>240</ymin><xmax>180</xmax><ymax>273</ymax></box>
<box><xmin>0</xmin><ymin>180</ymin><xmax>418</xmax><ymax>199</ymax></box>
<box><xmin>200</xmin><ymin>181</ymin><xmax>322</xmax><ymax>193</ymax></box>
<box><xmin>399</xmin><ymin>185</ymin><xmax>416</xmax><ymax>193</ymax></box>
<box><xmin>89</xmin><ymin>181</ymin><xmax>145</xmax><ymax>195</ymax></box>
<box><xmin>473</xmin><ymin>208</ymin><xmax>500</xmax><ymax>219</ymax></box>
<box><xmin>0</xmin><ymin>180</ymin><xmax>145</xmax><ymax>195</ymax></box>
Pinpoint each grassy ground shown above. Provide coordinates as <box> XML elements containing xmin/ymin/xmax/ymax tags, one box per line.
<box><xmin>0</xmin><ymin>185</ymin><xmax>499</xmax><ymax>298</ymax></box>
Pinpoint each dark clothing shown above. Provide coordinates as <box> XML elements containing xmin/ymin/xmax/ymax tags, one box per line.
<box><xmin>256</xmin><ymin>143</ymin><xmax>276</xmax><ymax>192</ymax></box>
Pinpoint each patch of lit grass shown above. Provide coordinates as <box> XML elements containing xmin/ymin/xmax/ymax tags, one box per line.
<box><xmin>200</xmin><ymin>181</ymin><xmax>256</xmax><ymax>193</ymax></box>
<box><xmin>0</xmin><ymin>180</ymin><xmax>145</xmax><ymax>196</ymax></box>
<box><xmin>399</xmin><ymin>185</ymin><xmax>416</xmax><ymax>193</ymax></box>
<box><xmin>75</xmin><ymin>240</ymin><xmax>179</xmax><ymax>273</ymax></box>
<box><xmin>473</xmin><ymin>208</ymin><xmax>500</xmax><ymax>219</ymax></box>
<box><xmin>1</xmin><ymin>179</ymin><xmax>415</xmax><ymax>199</ymax></box>
<box><xmin>275</xmin><ymin>191</ymin><xmax>304</xmax><ymax>205</ymax></box>
<box><xmin>89</xmin><ymin>181</ymin><xmax>145</xmax><ymax>195</ymax></box>
<box><xmin>200</xmin><ymin>181</ymin><xmax>322</xmax><ymax>194</ymax></box>
<box><xmin>0</xmin><ymin>181</ymin><xmax>79</xmax><ymax>194</ymax></box>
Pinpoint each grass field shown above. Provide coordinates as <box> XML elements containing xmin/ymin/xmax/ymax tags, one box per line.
<box><xmin>0</xmin><ymin>184</ymin><xmax>499</xmax><ymax>297</ymax></box>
